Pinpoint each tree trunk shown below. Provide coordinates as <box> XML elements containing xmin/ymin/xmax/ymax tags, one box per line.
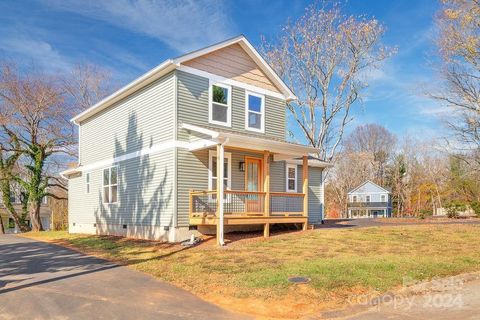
<box><xmin>29</xmin><ymin>200</ymin><xmax>43</xmax><ymax>232</ymax></box>
<box><xmin>0</xmin><ymin>216</ymin><xmax>4</xmax><ymax>234</ymax></box>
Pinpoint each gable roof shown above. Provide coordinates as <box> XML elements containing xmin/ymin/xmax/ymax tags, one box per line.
<box><xmin>348</xmin><ymin>180</ymin><xmax>391</xmax><ymax>194</ymax></box>
<box><xmin>71</xmin><ymin>35</ymin><xmax>296</xmax><ymax>124</ymax></box>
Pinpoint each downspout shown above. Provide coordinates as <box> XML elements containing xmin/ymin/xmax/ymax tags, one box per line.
<box><xmin>217</xmin><ymin>138</ymin><xmax>229</xmax><ymax>246</ymax></box>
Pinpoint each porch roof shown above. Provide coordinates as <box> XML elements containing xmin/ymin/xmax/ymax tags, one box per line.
<box><xmin>181</xmin><ymin>123</ymin><xmax>332</xmax><ymax>168</ymax></box>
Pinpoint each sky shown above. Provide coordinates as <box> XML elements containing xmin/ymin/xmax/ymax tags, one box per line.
<box><xmin>0</xmin><ymin>0</ymin><xmax>445</xmax><ymax>142</ymax></box>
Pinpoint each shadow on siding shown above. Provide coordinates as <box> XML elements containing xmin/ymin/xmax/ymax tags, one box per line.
<box><xmin>94</xmin><ymin>113</ymin><xmax>173</xmax><ymax>240</ymax></box>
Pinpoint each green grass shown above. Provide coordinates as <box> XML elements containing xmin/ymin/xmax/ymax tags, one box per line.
<box><xmin>25</xmin><ymin>224</ymin><xmax>480</xmax><ymax>318</ymax></box>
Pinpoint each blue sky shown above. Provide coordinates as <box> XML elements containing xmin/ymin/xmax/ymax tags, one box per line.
<box><xmin>0</xmin><ymin>0</ymin><xmax>445</xmax><ymax>141</ymax></box>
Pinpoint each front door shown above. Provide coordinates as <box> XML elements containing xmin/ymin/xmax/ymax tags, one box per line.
<box><xmin>245</xmin><ymin>157</ymin><xmax>263</xmax><ymax>214</ymax></box>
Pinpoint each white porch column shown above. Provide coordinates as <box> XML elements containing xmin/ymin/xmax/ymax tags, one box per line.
<box><xmin>216</xmin><ymin>143</ymin><xmax>225</xmax><ymax>246</ymax></box>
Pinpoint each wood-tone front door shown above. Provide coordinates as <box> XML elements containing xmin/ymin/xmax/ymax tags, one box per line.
<box><xmin>245</xmin><ymin>157</ymin><xmax>263</xmax><ymax>214</ymax></box>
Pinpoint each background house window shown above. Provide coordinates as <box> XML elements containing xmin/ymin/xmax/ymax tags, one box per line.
<box><xmin>352</xmin><ymin>195</ymin><xmax>357</xmax><ymax>202</ymax></box>
<box><xmin>245</xmin><ymin>92</ymin><xmax>264</xmax><ymax>132</ymax></box>
<box><xmin>381</xmin><ymin>194</ymin><xmax>386</xmax><ymax>202</ymax></box>
<box><xmin>286</xmin><ymin>164</ymin><xmax>297</xmax><ymax>192</ymax></box>
<box><xmin>208</xmin><ymin>151</ymin><xmax>231</xmax><ymax>190</ymax></box>
<box><xmin>86</xmin><ymin>173</ymin><xmax>90</xmax><ymax>194</ymax></box>
<box><xmin>8</xmin><ymin>218</ymin><xmax>15</xmax><ymax>229</ymax></box>
<box><xmin>209</xmin><ymin>84</ymin><xmax>231</xmax><ymax>126</ymax></box>
<box><xmin>103</xmin><ymin>166</ymin><xmax>118</xmax><ymax>204</ymax></box>
<box><xmin>366</xmin><ymin>195</ymin><xmax>371</xmax><ymax>202</ymax></box>
<box><xmin>9</xmin><ymin>192</ymin><xmax>16</xmax><ymax>204</ymax></box>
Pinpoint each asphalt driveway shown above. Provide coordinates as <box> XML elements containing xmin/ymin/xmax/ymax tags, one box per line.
<box><xmin>0</xmin><ymin>234</ymin><xmax>248</xmax><ymax>320</ymax></box>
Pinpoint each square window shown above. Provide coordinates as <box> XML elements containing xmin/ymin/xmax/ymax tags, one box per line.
<box><xmin>248</xmin><ymin>95</ymin><xmax>262</xmax><ymax>112</ymax></box>
<box><xmin>212</xmin><ymin>85</ymin><xmax>228</xmax><ymax>105</ymax></box>
<box><xmin>212</xmin><ymin>103</ymin><xmax>228</xmax><ymax>123</ymax></box>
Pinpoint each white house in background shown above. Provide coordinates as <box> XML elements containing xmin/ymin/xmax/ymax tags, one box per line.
<box><xmin>347</xmin><ymin>180</ymin><xmax>392</xmax><ymax>218</ymax></box>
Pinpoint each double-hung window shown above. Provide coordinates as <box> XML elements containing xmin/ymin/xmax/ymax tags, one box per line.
<box><xmin>381</xmin><ymin>194</ymin><xmax>386</xmax><ymax>202</ymax></box>
<box><xmin>366</xmin><ymin>195</ymin><xmax>371</xmax><ymax>203</ymax></box>
<box><xmin>208</xmin><ymin>150</ymin><xmax>232</xmax><ymax>191</ymax></box>
<box><xmin>103</xmin><ymin>166</ymin><xmax>118</xmax><ymax>204</ymax></box>
<box><xmin>286</xmin><ymin>164</ymin><xmax>297</xmax><ymax>192</ymax></box>
<box><xmin>209</xmin><ymin>83</ymin><xmax>231</xmax><ymax>126</ymax></box>
<box><xmin>245</xmin><ymin>91</ymin><xmax>265</xmax><ymax>132</ymax></box>
<box><xmin>353</xmin><ymin>195</ymin><xmax>357</xmax><ymax>202</ymax></box>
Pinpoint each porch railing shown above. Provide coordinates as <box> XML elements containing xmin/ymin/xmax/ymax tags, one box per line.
<box><xmin>190</xmin><ymin>190</ymin><xmax>305</xmax><ymax>218</ymax></box>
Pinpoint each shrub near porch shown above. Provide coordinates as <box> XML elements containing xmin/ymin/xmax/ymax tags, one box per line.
<box><xmin>26</xmin><ymin>224</ymin><xmax>480</xmax><ymax>318</ymax></box>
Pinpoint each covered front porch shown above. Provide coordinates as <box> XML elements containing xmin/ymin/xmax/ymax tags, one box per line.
<box><xmin>182</xmin><ymin>123</ymin><xmax>329</xmax><ymax>245</ymax></box>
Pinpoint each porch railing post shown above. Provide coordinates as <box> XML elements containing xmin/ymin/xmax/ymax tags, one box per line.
<box><xmin>302</xmin><ymin>155</ymin><xmax>309</xmax><ymax>230</ymax></box>
<box><xmin>263</xmin><ymin>150</ymin><xmax>270</xmax><ymax>237</ymax></box>
<box><xmin>216</xmin><ymin>143</ymin><xmax>225</xmax><ymax>246</ymax></box>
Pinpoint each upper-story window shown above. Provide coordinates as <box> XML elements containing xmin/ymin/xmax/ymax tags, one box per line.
<box><xmin>352</xmin><ymin>195</ymin><xmax>357</xmax><ymax>202</ymax></box>
<box><xmin>209</xmin><ymin>83</ymin><xmax>231</xmax><ymax>127</ymax></box>
<box><xmin>245</xmin><ymin>91</ymin><xmax>265</xmax><ymax>132</ymax></box>
<box><xmin>103</xmin><ymin>166</ymin><xmax>118</xmax><ymax>204</ymax></box>
<box><xmin>286</xmin><ymin>164</ymin><xmax>297</xmax><ymax>192</ymax></box>
<box><xmin>381</xmin><ymin>194</ymin><xmax>386</xmax><ymax>202</ymax></box>
<box><xmin>366</xmin><ymin>195</ymin><xmax>371</xmax><ymax>202</ymax></box>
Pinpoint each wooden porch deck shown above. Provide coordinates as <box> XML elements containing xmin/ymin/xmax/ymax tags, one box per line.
<box><xmin>189</xmin><ymin>190</ymin><xmax>308</xmax><ymax>226</ymax></box>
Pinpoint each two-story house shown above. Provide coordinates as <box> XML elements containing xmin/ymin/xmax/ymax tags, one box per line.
<box><xmin>347</xmin><ymin>181</ymin><xmax>392</xmax><ymax>218</ymax></box>
<box><xmin>61</xmin><ymin>35</ymin><xmax>330</xmax><ymax>244</ymax></box>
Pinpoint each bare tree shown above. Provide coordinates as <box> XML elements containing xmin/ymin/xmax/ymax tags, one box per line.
<box><xmin>431</xmin><ymin>0</ymin><xmax>480</xmax><ymax>166</ymax></box>
<box><xmin>262</xmin><ymin>1</ymin><xmax>395</xmax><ymax>160</ymax></box>
<box><xmin>0</xmin><ymin>62</ymin><xmax>110</xmax><ymax>231</ymax></box>
<box><xmin>343</xmin><ymin>123</ymin><xmax>396</xmax><ymax>184</ymax></box>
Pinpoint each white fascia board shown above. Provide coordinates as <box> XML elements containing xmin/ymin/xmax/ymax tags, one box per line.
<box><xmin>177</xmin><ymin>65</ymin><xmax>286</xmax><ymax>100</ymax></box>
<box><xmin>71</xmin><ymin>60</ymin><xmax>175</xmax><ymax>124</ymax></box>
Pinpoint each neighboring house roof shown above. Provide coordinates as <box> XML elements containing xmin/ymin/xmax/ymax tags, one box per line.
<box><xmin>348</xmin><ymin>180</ymin><xmax>391</xmax><ymax>194</ymax></box>
<box><xmin>71</xmin><ymin>35</ymin><xmax>296</xmax><ymax>124</ymax></box>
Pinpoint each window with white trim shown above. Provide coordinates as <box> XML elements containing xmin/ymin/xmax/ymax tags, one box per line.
<box><xmin>208</xmin><ymin>150</ymin><xmax>231</xmax><ymax>191</ymax></box>
<box><xmin>286</xmin><ymin>164</ymin><xmax>297</xmax><ymax>192</ymax></box>
<box><xmin>85</xmin><ymin>173</ymin><xmax>90</xmax><ymax>194</ymax></box>
<box><xmin>353</xmin><ymin>195</ymin><xmax>357</xmax><ymax>202</ymax></box>
<box><xmin>381</xmin><ymin>194</ymin><xmax>386</xmax><ymax>202</ymax></box>
<box><xmin>245</xmin><ymin>91</ymin><xmax>264</xmax><ymax>132</ymax></box>
<box><xmin>366</xmin><ymin>195</ymin><xmax>371</xmax><ymax>203</ymax></box>
<box><xmin>103</xmin><ymin>166</ymin><xmax>118</xmax><ymax>204</ymax></box>
<box><xmin>209</xmin><ymin>83</ymin><xmax>231</xmax><ymax>126</ymax></box>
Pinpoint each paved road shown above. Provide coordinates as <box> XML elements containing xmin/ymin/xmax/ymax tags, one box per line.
<box><xmin>319</xmin><ymin>218</ymin><xmax>480</xmax><ymax>229</ymax></box>
<box><xmin>0</xmin><ymin>235</ymin><xmax>248</xmax><ymax>320</ymax></box>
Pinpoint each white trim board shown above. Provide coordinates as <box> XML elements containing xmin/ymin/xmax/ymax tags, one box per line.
<box><xmin>178</xmin><ymin>65</ymin><xmax>286</xmax><ymax>100</ymax></box>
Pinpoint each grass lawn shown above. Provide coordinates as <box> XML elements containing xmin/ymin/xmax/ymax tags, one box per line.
<box><xmin>25</xmin><ymin>224</ymin><xmax>480</xmax><ymax>318</ymax></box>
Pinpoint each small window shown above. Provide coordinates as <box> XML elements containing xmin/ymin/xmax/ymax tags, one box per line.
<box><xmin>208</xmin><ymin>150</ymin><xmax>231</xmax><ymax>190</ymax></box>
<box><xmin>8</xmin><ymin>218</ymin><xmax>15</xmax><ymax>229</ymax></box>
<box><xmin>103</xmin><ymin>166</ymin><xmax>118</xmax><ymax>204</ymax></box>
<box><xmin>353</xmin><ymin>195</ymin><xmax>357</xmax><ymax>202</ymax></box>
<box><xmin>245</xmin><ymin>92</ymin><xmax>265</xmax><ymax>132</ymax></box>
<box><xmin>366</xmin><ymin>195</ymin><xmax>371</xmax><ymax>203</ymax></box>
<box><xmin>286</xmin><ymin>164</ymin><xmax>297</xmax><ymax>192</ymax></box>
<box><xmin>86</xmin><ymin>173</ymin><xmax>90</xmax><ymax>194</ymax></box>
<box><xmin>42</xmin><ymin>196</ymin><xmax>48</xmax><ymax>205</ymax></box>
<box><xmin>209</xmin><ymin>83</ymin><xmax>231</xmax><ymax>126</ymax></box>
<box><xmin>381</xmin><ymin>194</ymin><xmax>386</xmax><ymax>202</ymax></box>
